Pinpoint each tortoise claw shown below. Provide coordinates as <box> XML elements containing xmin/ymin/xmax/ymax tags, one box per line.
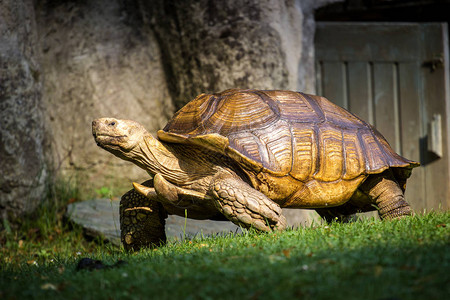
<box><xmin>133</xmin><ymin>182</ymin><xmax>157</xmax><ymax>199</ymax></box>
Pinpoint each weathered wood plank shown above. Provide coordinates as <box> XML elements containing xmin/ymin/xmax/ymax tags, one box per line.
<box><xmin>398</xmin><ymin>62</ymin><xmax>426</xmax><ymax>210</ymax></box>
<box><xmin>321</xmin><ymin>61</ymin><xmax>348</xmax><ymax>109</ymax></box>
<box><xmin>316</xmin><ymin>23</ymin><xmax>421</xmax><ymax>62</ymax></box>
<box><xmin>421</xmin><ymin>23</ymin><xmax>450</xmax><ymax>210</ymax></box>
<box><xmin>373</xmin><ymin>62</ymin><xmax>401</xmax><ymax>153</ymax></box>
<box><xmin>315</xmin><ymin>22</ymin><xmax>449</xmax><ymax>211</ymax></box>
<box><xmin>347</xmin><ymin>62</ymin><xmax>374</xmax><ymax>124</ymax></box>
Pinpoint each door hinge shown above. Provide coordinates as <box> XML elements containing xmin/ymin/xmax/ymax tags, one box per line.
<box><xmin>423</xmin><ymin>54</ymin><xmax>444</xmax><ymax>71</ymax></box>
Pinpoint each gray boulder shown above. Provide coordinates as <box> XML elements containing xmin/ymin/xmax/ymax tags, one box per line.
<box><xmin>0</xmin><ymin>0</ymin><xmax>47</xmax><ymax>220</ymax></box>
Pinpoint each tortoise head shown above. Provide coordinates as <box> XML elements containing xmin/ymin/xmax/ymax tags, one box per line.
<box><xmin>92</xmin><ymin>118</ymin><xmax>149</xmax><ymax>158</ymax></box>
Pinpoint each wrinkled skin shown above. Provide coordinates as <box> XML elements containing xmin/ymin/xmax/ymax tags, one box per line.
<box><xmin>93</xmin><ymin>118</ymin><xmax>287</xmax><ymax>250</ymax></box>
<box><xmin>93</xmin><ymin>116</ymin><xmax>413</xmax><ymax>251</ymax></box>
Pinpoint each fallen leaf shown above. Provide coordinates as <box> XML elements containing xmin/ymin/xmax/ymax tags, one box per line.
<box><xmin>67</xmin><ymin>198</ymin><xmax>77</xmax><ymax>204</ymax></box>
<box><xmin>282</xmin><ymin>249</ymin><xmax>291</xmax><ymax>258</ymax></box>
<box><xmin>27</xmin><ymin>260</ymin><xmax>38</xmax><ymax>266</ymax></box>
<box><xmin>27</xmin><ymin>228</ymin><xmax>40</xmax><ymax>236</ymax></box>
<box><xmin>41</xmin><ymin>283</ymin><xmax>57</xmax><ymax>291</ymax></box>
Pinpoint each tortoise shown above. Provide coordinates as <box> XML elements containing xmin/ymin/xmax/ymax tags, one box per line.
<box><xmin>92</xmin><ymin>89</ymin><xmax>419</xmax><ymax>251</ymax></box>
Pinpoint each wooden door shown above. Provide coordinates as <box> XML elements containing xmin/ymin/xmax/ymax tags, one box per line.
<box><xmin>315</xmin><ymin>22</ymin><xmax>450</xmax><ymax>211</ymax></box>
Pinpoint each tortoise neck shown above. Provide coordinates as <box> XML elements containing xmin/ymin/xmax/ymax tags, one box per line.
<box><xmin>132</xmin><ymin>133</ymin><xmax>237</xmax><ymax>186</ymax></box>
<box><xmin>132</xmin><ymin>133</ymin><xmax>189</xmax><ymax>183</ymax></box>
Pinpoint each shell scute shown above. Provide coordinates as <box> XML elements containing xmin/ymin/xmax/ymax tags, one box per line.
<box><xmin>315</xmin><ymin>95</ymin><xmax>363</xmax><ymax>129</ymax></box>
<box><xmin>165</xmin><ymin>89</ymin><xmax>280</xmax><ymax>137</ymax></box>
<box><xmin>264</xmin><ymin>90</ymin><xmax>325</xmax><ymax>124</ymax></box>
<box><xmin>314</xmin><ymin>125</ymin><xmax>344</xmax><ymax>182</ymax></box>
<box><xmin>163</xmin><ymin>93</ymin><xmax>213</xmax><ymax>135</ymax></box>
<box><xmin>251</xmin><ymin>120</ymin><xmax>292</xmax><ymax>174</ymax></box>
<box><xmin>161</xmin><ymin>89</ymin><xmax>419</xmax><ymax>182</ymax></box>
<box><xmin>290</xmin><ymin>125</ymin><xmax>317</xmax><ymax>181</ymax></box>
<box><xmin>342</xmin><ymin>130</ymin><xmax>364</xmax><ymax>179</ymax></box>
<box><xmin>358</xmin><ymin>128</ymin><xmax>389</xmax><ymax>172</ymax></box>
<box><xmin>227</xmin><ymin>131</ymin><xmax>265</xmax><ymax>167</ymax></box>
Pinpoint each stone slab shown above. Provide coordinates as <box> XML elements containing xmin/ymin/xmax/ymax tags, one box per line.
<box><xmin>66</xmin><ymin>198</ymin><xmax>242</xmax><ymax>246</ymax></box>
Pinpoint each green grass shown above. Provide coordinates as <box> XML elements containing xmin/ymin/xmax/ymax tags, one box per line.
<box><xmin>0</xmin><ymin>177</ymin><xmax>107</xmax><ymax>267</ymax></box>
<box><xmin>1</xmin><ymin>211</ymin><xmax>449</xmax><ymax>300</ymax></box>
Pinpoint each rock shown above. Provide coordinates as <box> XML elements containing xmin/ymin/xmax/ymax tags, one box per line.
<box><xmin>165</xmin><ymin>214</ymin><xmax>242</xmax><ymax>241</ymax></box>
<box><xmin>147</xmin><ymin>0</ymin><xmax>305</xmax><ymax>110</ymax></box>
<box><xmin>37</xmin><ymin>0</ymin><xmax>173</xmax><ymax>195</ymax></box>
<box><xmin>0</xmin><ymin>0</ymin><xmax>47</xmax><ymax>219</ymax></box>
<box><xmin>1</xmin><ymin>0</ymin><xmax>341</xmax><ymax>220</ymax></box>
<box><xmin>296</xmin><ymin>0</ymin><xmax>343</xmax><ymax>92</ymax></box>
<box><xmin>66</xmin><ymin>198</ymin><xmax>242</xmax><ymax>246</ymax></box>
<box><xmin>66</xmin><ymin>199</ymin><xmax>122</xmax><ymax>245</ymax></box>
<box><xmin>282</xmin><ymin>208</ymin><xmax>322</xmax><ymax>228</ymax></box>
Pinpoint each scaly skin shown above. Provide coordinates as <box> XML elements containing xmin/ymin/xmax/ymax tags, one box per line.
<box><xmin>210</xmin><ymin>174</ymin><xmax>287</xmax><ymax>231</ymax></box>
<box><xmin>360</xmin><ymin>170</ymin><xmax>413</xmax><ymax>219</ymax></box>
<box><xmin>93</xmin><ymin>116</ymin><xmax>414</xmax><ymax>251</ymax></box>
<box><xmin>120</xmin><ymin>180</ymin><xmax>167</xmax><ymax>251</ymax></box>
<box><xmin>133</xmin><ymin>173</ymin><xmax>287</xmax><ymax>232</ymax></box>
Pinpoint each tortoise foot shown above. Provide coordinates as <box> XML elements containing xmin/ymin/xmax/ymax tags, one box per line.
<box><xmin>361</xmin><ymin>170</ymin><xmax>414</xmax><ymax>220</ymax></box>
<box><xmin>377</xmin><ymin>197</ymin><xmax>413</xmax><ymax>220</ymax></box>
<box><xmin>211</xmin><ymin>175</ymin><xmax>287</xmax><ymax>232</ymax></box>
<box><xmin>120</xmin><ymin>180</ymin><xmax>167</xmax><ymax>251</ymax></box>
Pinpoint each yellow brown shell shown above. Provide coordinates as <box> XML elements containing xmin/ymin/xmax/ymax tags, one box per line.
<box><xmin>158</xmin><ymin>89</ymin><xmax>419</xmax><ymax>207</ymax></box>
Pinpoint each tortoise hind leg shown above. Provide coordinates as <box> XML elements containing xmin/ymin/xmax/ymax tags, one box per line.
<box><xmin>360</xmin><ymin>170</ymin><xmax>413</xmax><ymax>219</ymax></box>
<box><xmin>120</xmin><ymin>179</ymin><xmax>168</xmax><ymax>251</ymax></box>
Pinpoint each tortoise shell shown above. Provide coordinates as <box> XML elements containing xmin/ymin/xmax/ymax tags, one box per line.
<box><xmin>158</xmin><ymin>89</ymin><xmax>419</xmax><ymax>206</ymax></box>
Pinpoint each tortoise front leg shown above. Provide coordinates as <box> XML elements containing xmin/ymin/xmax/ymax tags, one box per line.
<box><xmin>133</xmin><ymin>174</ymin><xmax>218</xmax><ymax>218</ymax></box>
<box><xmin>120</xmin><ymin>179</ymin><xmax>167</xmax><ymax>251</ymax></box>
<box><xmin>210</xmin><ymin>174</ymin><xmax>287</xmax><ymax>231</ymax></box>
<box><xmin>360</xmin><ymin>170</ymin><xmax>413</xmax><ymax>219</ymax></box>
<box><xmin>133</xmin><ymin>174</ymin><xmax>213</xmax><ymax>208</ymax></box>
